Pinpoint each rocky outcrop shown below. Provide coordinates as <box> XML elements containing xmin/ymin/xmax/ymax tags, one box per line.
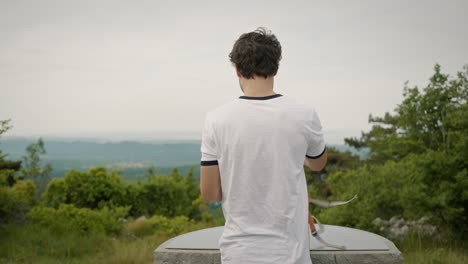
<box><xmin>373</xmin><ymin>216</ymin><xmax>438</xmax><ymax>240</ymax></box>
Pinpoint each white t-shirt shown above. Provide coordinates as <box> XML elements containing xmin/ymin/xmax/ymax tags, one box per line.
<box><xmin>201</xmin><ymin>93</ymin><xmax>326</xmax><ymax>264</ymax></box>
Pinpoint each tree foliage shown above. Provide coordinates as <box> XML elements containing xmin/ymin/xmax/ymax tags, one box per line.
<box><xmin>0</xmin><ymin>119</ymin><xmax>22</xmax><ymax>187</ymax></box>
<box><xmin>21</xmin><ymin>138</ymin><xmax>52</xmax><ymax>199</ymax></box>
<box><xmin>0</xmin><ymin>119</ymin><xmax>35</xmax><ymax>224</ymax></box>
<box><xmin>0</xmin><ymin>179</ymin><xmax>37</xmax><ymax>224</ymax></box>
<box><xmin>0</xmin><ymin>119</ymin><xmax>12</xmax><ymax>160</ymax></box>
<box><xmin>133</xmin><ymin>167</ymin><xmax>200</xmax><ymax>218</ymax></box>
<box><xmin>27</xmin><ymin>203</ymin><xmax>129</xmax><ymax>235</ymax></box>
<box><xmin>305</xmin><ymin>146</ymin><xmax>361</xmax><ymax>199</ymax></box>
<box><xmin>43</xmin><ymin>167</ymin><xmax>128</xmax><ymax>210</ymax></box>
<box><xmin>323</xmin><ymin>64</ymin><xmax>468</xmax><ymax>239</ymax></box>
<box><xmin>43</xmin><ymin>166</ymin><xmax>202</xmax><ymax>220</ymax></box>
<box><xmin>345</xmin><ymin>64</ymin><xmax>467</xmax><ymax>163</ymax></box>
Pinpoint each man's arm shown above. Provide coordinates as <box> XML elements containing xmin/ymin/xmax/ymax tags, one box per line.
<box><xmin>200</xmin><ymin>112</ymin><xmax>222</xmax><ymax>204</ymax></box>
<box><xmin>200</xmin><ymin>164</ymin><xmax>222</xmax><ymax>203</ymax></box>
<box><xmin>304</xmin><ymin>148</ymin><xmax>327</xmax><ymax>171</ymax></box>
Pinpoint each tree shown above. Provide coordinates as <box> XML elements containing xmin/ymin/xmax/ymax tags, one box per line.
<box><xmin>135</xmin><ymin>174</ymin><xmax>192</xmax><ymax>217</ymax></box>
<box><xmin>168</xmin><ymin>168</ymin><xmax>184</xmax><ymax>182</ymax></box>
<box><xmin>0</xmin><ymin>119</ymin><xmax>12</xmax><ymax>147</ymax></box>
<box><xmin>185</xmin><ymin>167</ymin><xmax>202</xmax><ymax>219</ymax></box>
<box><xmin>0</xmin><ymin>119</ymin><xmax>22</xmax><ymax>187</ymax></box>
<box><xmin>0</xmin><ymin>159</ymin><xmax>22</xmax><ymax>187</ymax></box>
<box><xmin>185</xmin><ymin>167</ymin><xmax>199</xmax><ymax>202</ymax></box>
<box><xmin>0</xmin><ymin>119</ymin><xmax>36</xmax><ymax>224</ymax></box>
<box><xmin>43</xmin><ymin>167</ymin><xmax>127</xmax><ymax>209</ymax></box>
<box><xmin>325</xmin><ymin>64</ymin><xmax>468</xmax><ymax>238</ymax></box>
<box><xmin>345</xmin><ymin>64</ymin><xmax>468</xmax><ymax>163</ymax></box>
<box><xmin>20</xmin><ymin>138</ymin><xmax>52</xmax><ymax>199</ymax></box>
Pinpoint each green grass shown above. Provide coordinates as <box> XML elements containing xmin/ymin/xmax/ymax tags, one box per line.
<box><xmin>1</xmin><ymin>222</ymin><xmax>466</xmax><ymax>264</ymax></box>
<box><xmin>396</xmin><ymin>231</ymin><xmax>467</xmax><ymax>264</ymax></box>
<box><xmin>0</xmin><ymin>223</ymin><xmax>109</xmax><ymax>263</ymax></box>
<box><xmin>0</xmin><ymin>219</ymin><xmax>221</xmax><ymax>264</ymax></box>
<box><xmin>0</xmin><ymin>224</ymin><xmax>172</xmax><ymax>264</ymax></box>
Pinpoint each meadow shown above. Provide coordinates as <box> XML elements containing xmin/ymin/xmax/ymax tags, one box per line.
<box><xmin>0</xmin><ymin>217</ymin><xmax>466</xmax><ymax>263</ymax></box>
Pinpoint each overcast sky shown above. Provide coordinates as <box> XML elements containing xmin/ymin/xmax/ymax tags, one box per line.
<box><xmin>1</xmin><ymin>0</ymin><xmax>467</xmax><ymax>143</ymax></box>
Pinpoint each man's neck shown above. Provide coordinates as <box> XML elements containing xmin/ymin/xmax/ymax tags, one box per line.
<box><xmin>240</xmin><ymin>75</ymin><xmax>276</xmax><ymax>97</ymax></box>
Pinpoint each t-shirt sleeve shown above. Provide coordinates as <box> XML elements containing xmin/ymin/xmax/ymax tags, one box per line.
<box><xmin>305</xmin><ymin>108</ymin><xmax>326</xmax><ymax>159</ymax></box>
<box><xmin>200</xmin><ymin>113</ymin><xmax>219</xmax><ymax>166</ymax></box>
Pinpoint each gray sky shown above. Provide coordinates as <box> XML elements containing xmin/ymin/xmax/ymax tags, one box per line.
<box><xmin>1</xmin><ymin>0</ymin><xmax>467</xmax><ymax>143</ymax></box>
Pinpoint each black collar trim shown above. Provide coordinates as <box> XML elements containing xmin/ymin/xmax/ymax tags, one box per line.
<box><xmin>239</xmin><ymin>94</ymin><xmax>283</xmax><ymax>100</ymax></box>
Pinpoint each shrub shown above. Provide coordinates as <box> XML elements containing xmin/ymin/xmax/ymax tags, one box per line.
<box><xmin>27</xmin><ymin>204</ymin><xmax>130</xmax><ymax>235</ymax></box>
<box><xmin>42</xmin><ymin>167</ymin><xmax>202</xmax><ymax>220</ymax></box>
<box><xmin>134</xmin><ymin>176</ymin><xmax>192</xmax><ymax>217</ymax></box>
<box><xmin>317</xmin><ymin>150</ymin><xmax>468</xmax><ymax>238</ymax></box>
<box><xmin>150</xmin><ymin>215</ymin><xmax>194</xmax><ymax>236</ymax></box>
<box><xmin>43</xmin><ymin>167</ymin><xmax>128</xmax><ymax>210</ymax></box>
<box><xmin>0</xmin><ymin>180</ymin><xmax>37</xmax><ymax>224</ymax></box>
<box><xmin>126</xmin><ymin>215</ymin><xmax>196</xmax><ymax>237</ymax></box>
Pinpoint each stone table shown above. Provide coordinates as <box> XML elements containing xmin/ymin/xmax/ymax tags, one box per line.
<box><xmin>154</xmin><ymin>225</ymin><xmax>404</xmax><ymax>264</ymax></box>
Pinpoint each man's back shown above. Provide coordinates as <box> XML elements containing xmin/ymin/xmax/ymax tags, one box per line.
<box><xmin>201</xmin><ymin>93</ymin><xmax>325</xmax><ymax>263</ymax></box>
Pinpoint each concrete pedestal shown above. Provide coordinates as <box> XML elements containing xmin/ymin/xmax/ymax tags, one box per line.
<box><xmin>154</xmin><ymin>225</ymin><xmax>404</xmax><ymax>264</ymax></box>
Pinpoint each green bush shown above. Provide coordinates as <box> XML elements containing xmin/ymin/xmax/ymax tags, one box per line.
<box><xmin>0</xmin><ymin>180</ymin><xmax>37</xmax><ymax>224</ymax></box>
<box><xmin>150</xmin><ymin>215</ymin><xmax>195</xmax><ymax>235</ymax></box>
<box><xmin>318</xmin><ymin>151</ymin><xmax>468</xmax><ymax>237</ymax></box>
<box><xmin>42</xmin><ymin>167</ymin><xmax>202</xmax><ymax>220</ymax></box>
<box><xmin>43</xmin><ymin>167</ymin><xmax>128</xmax><ymax>210</ymax></box>
<box><xmin>126</xmin><ymin>215</ymin><xmax>196</xmax><ymax>237</ymax></box>
<box><xmin>134</xmin><ymin>175</ymin><xmax>193</xmax><ymax>217</ymax></box>
<box><xmin>27</xmin><ymin>204</ymin><xmax>130</xmax><ymax>235</ymax></box>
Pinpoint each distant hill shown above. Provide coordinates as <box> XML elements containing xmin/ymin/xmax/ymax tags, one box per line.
<box><xmin>0</xmin><ymin>138</ymin><xmax>202</xmax><ymax>181</ymax></box>
<box><xmin>1</xmin><ymin>138</ymin><xmax>201</xmax><ymax>165</ymax></box>
<box><xmin>0</xmin><ymin>138</ymin><xmax>367</xmax><ymax>181</ymax></box>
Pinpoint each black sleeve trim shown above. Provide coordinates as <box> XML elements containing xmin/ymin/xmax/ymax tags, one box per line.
<box><xmin>201</xmin><ymin>160</ymin><xmax>219</xmax><ymax>166</ymax></box>
<box><xmin>306</xmin><ymin>146</ymin><xmax>327</xmax><ymax>159</ymax></box>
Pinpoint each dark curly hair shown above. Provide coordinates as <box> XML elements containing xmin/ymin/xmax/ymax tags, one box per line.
<box><xmin>229</xmin><ymin>27</ymin><xmax>282</xmax><ymax>79</ymax></box>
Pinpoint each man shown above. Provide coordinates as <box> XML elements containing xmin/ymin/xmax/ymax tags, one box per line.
<box><xmin>200</xmin><ymin>27</ymin><xmax>327</xmax><ymax>264</ymax></box>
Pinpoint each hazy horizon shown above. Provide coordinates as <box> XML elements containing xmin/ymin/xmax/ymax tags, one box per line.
<box><xmin>1</xmin><ymin>128</ymin><xmax>360</xmax><ymax>145</ymax></box>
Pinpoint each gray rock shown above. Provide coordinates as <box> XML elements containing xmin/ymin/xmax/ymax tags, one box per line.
<box><xmin>400</xmin><ymin>225</ymin><xmax>409</xmax><ymax>236</ymax></box>
<box><xmin>373</xmin><ymin>217</ymin><xmax>383</xmax><ymax>226</ymax></box>
<box><xmin>135</xmin><ymin>216</ymin><xmax>147</xmax><ymax>222</ymax></box>
<box><xmin>418</xmin><ymin>216</ymin><xmax>429</xmax><ymax>224</ymax></box>
<box><xmin>395</xmin><ymin>219</ymin><xmax>405</xmax><ymax>228</ymax></box>
<box><xmin>389</xmin><ymin>216</ymin><xmax>399</xmax><ymax>225</ymax></box>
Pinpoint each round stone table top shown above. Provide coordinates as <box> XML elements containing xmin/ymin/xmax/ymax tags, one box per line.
<box><xmin>154</xmin><ymin>225</ymin><xmax>404</xmax><ymax>264</ymax></box>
